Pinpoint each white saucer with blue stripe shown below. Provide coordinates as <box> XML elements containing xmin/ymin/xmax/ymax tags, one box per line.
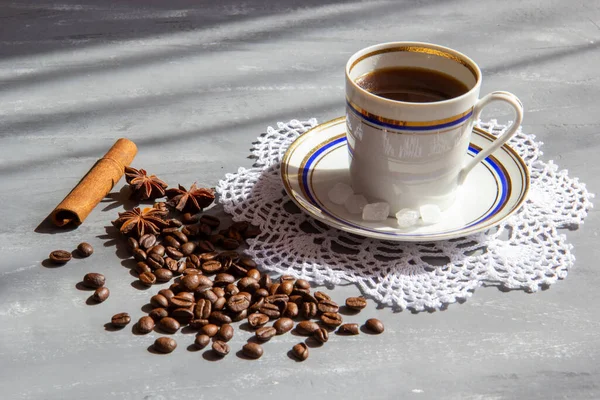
<box><xmin>281</xmin><ymin>117</ymin><xmax>529</xmax><ymax>242</ymax></box>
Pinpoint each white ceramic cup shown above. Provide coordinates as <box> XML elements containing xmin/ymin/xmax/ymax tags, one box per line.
<box><xmin>345</xmin><ymin>42</ymin><xmax>523</xmax><ymax>214</ymax></box>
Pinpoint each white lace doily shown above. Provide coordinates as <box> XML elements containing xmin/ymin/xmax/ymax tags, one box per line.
<box><xmin>217</xmin><ymin>119</ymin><xmax>594</xmax><ymax>311</ymax></box>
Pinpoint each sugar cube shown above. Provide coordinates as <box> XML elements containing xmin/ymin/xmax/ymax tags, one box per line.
<box><xmin>419</xmin><ymin>204</ymin><xmax>442</xmax><ymax>225</ymax></box>
<box><xmin>362</xmin><ymin>202</ymin><xmax>390</xmax><ymax>221</ymax></box>
<box><xmin>395</xmin><ymin>208</ymin><xmax>419</xmax><ymax>228</ymax></box>
<box><xmin>327</xmin><ymin>182</ymin><xmax>354</xmax><ymax>205</ymax></box>
<box><xmin>344</xmin><ymin>194</ymin><xmax>368</xmax><ymax>214</ymax></box>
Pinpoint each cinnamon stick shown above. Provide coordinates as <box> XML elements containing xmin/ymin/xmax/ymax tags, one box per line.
<box><xmin>50</xmin><ymin>138</ymin><xmax>137</xmax><ymax>227</ymax></box>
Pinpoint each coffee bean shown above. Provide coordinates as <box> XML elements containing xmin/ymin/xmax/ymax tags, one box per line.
<box><xmin>200</xmin><ymin>215</ymin><xmax>220</xmax><ymax>229</ymax></box>
<box><xmin>166</xmin><ymin>258</ymin><xmax>182</xmax><ymax>273</ymax></box>
<box><xmin>265</xmin><ymin>294</ymin><xmax>289</xmax><ymax>309</ymax></box>
<box><xmin>83</xmin><ymin>273</ymin><xmax>105</xmax><ymax>289</ymax></box>
<box><xmin>209</xmin><ymin>234</ymin><xmax>225</xmax><ymax>246</ymax></box>
<box><xmin>154</xmin><ymin>268</ymin><xmax>173</xmax><ymax>283</ymax></box>
<box><xmin>77</xmin><ymin>242</ymin><xmax>94</xmax><ymax>257</ymax></box>
<box><xmin>231</xmin><ymin>309</ymin><xmax>248</xmax><ymax>322</ymax></box>
<box><xmin>280</xmin><ymin>275</ymin><xmax>295</xmax><ymax>284</ymax></box>
<box><xmin>226</xmin><ymin>228</ymin><xmax>243</xmax><ymax>242</ymax></box>
<box><xmin>201</xmin><ymin>251</ymin><xmax>219</xmax><ymax>262</ymax></box>
<box><xmin>127</xmin><ymin>237</ymin><xmax>139</xmax><ymax>252</ymax></box>
<box><xmin>182</xmin><ymin>212</ymin><xmax>199</xmax><ymax>225</ymax></box>
<box><xmin>289</xmin><ymin>295</ymin><xmax>303</xmax><ymax>305</ymax></box>
<box><xmin>189</xmin><ymin>319</ymin><xmax>210</xmax><ymax>329</ymax></box>
<box><xmin>212</xmin><ymin>287</ymin><xmax>225</xmax><ymax>298</ymax></box>
<box><xmin>195</xmin><ymin>299</ymin><xmax>212</xmax><ymax>319</ymax></box>
<box><xmin>163</xmin><ymin>227</ymin><xmax>180</xmax><ymax>236</ymax></box>
<box><xmin>135</xmin><ymin>262</ymin><xmax>152</xmax><ymax>275</ymax></box>
<box><xmin>209</xmin><ymin>311</ymin><xmax>232</xmax><ymax>325</ymax></box>
<box><xmin>137</xmin><ymin>316</ymin><xmax>155</xmax><ymax>334</ymax></box>
<box><xmin>180</xmin><ymin>242</ymin><xmax>196</xmax><ymax>256</ymax></box>
<box><xmin>301</xmin><ymin>292</ymin><xmax>318</xmax><ymax>304</ymax></box>
<box><xmin>148</xmin><ymin>244</ymin><xmax>166</xmax><ymax>257</ymax></box>
<box><xmin>212</xmin><ymin>273</ymin><xmax>234</xmax><ymax>287</ymax></box>
<box><xmin>92</xmin><ymin>287</ymin><xmax>110</xmax><ymax>303</ymax></box>
<box><xmin>163</xmin><ymin>236</ymin><xmax>181</xmax><ymax>249</ymax></box>
<box><xmin>255</xmin><ymin>326</ymin><xmax>277</xmax><ymax>341</ymax></box>
<box><xmin>246</xmin><ymin>269</ymin><xmax>261</xmax><ymax>281</ymax></box>
<box><xmin>244</xmin><ymin>225</ymin><xmax>261</xmax><ymax>239</ymax></box>
<box><xmin>200</xmin><ymin>289</ymin><xmax>219</xmax><ymax>304</ymax></box>
<box><xmin>172</xmin><ymin>230</ymin><xmax>188</xmax><ymax>244</ymax></box>
<box><xmin>150</xmin><ymin>294</ymin><xmax>169</xmax><ymax>308</ymax></box>
<box><xmin>139</xmin><ymin>271</ymin><xmax>156</xmax><ymax>286</ymax></box>
<box><xmin>149</xmin><ymin>308</ymin><xmax>168</xmax><ymax>321</ymax></box>
<box><xmin>224</xmin><ymin>283</ymin><xmax>240</xmax><ymax>297</ymax></box>
<box><xmin>273</xmin><ymin>318</ymin><xmax>294</xmax><ymax>335</ymax></box>
<box><xmin>133</xmin><ymin>248</ymin><xmax>147</xmax><ymax>262</ymax></box>
<box><xmin>221</xmin><ymin>238</ymin><xmax>240</xmax><ymax>250</ymax></box>
<box><xmin>158</xmin><ymin>289</ymin><xmax>175</xmax><ymax>300</ymax></box>
<box><xmin>317</xmin><ymin>299</ymin><xmax>339</xmax><ymax>314</ymax></box>
<box><xmin>255</xmin><ymin>288</ymin><xmax>269</xmax><ymax>299</ymax></box>
<box><xmin>228</xmin><ymin>263</ymin><xmax>248</xmax><ymax>277</ymax></box>
<box><xmin>291</xmin><ymin>343</ymin><xmax>309</xmax><ymax>361</ymax></box>
<box><xmin>186</xmin><ymin>254</ymin><xmax>201</xmax><ymax>268</ymax></box>
<box><xmin>180</xmin><ymin>274</ymin><xmax>201</xmax><ymax>291</ymax></box>
<box><xmin>49</xmin><ymin>250</ymin><xmax>71</xmax><ymax>264</ymax></box>
<box><xmin>248</xmin><ymin>297</ymin><xmax>264</xmax><ymax>313</ymax></box>
<box><xmin>194</xmin><ymin>334</ymin><xmax>210</xmax><ymax>349</ymax></box>
<box><xmin>242</xmin><ymin>343</ymin><xmax>264</xmax><ymax>359</ymax></box>
<box><xmin>183</xmin><ymin>268</ymin><xmax>201</xmax><ymax>276</ymax></box>
<box><xmin>139</xmin><ymin>234</ymin><xmax>157</xmax><ymax>250</ymax></box>
<box><xmin>345</xmin><ymin>297</ymin><xmax>367</xmax><ymax>310</ymax></box>
<box><xmin>248</xmin><ymin>313</ymin><xmax>269</xmax><ymax>328</ymax></box>
<box><xmin>212</xmin><ymin>340</ymin><xmax>230</xmax><ymax>357</ymax></box>
<box><xmin>196</xmin><ymin>275</ymin><xmax>214</xmax><ymax>291</ymax></box>
<box><xmin>176</xmin><ymin>291</ymin><xmax>195</xmax><ymax>302</ymax></box>
<box><xmin>296</xmin><ymin>321</ymin><xmax>319</xmax><ymax>335</ymax></box>
<box><xmin>259</xmin><ymin>274</ymin><xmax>272</xmax><ymax>290</ymax></box>
<box><xmin>218</xmin><ymin>324</ymin><xmax>234</xmax><ymax>342</ymax></box>
<box><xmin>314</xmin><ymin>291</ymin><xmax>331</xmax><ymax>302</ymax></box>
<box><xmin>320</xmin><ymin>312</ymin><xmax>343</xmax><ymax>328</ymax></box>
<box><xmin>170</xmin><ymin>294</ymin><xmax>194</xmax><ymax>308</ymax></box>
<box><xmin>171</xmin><ymin>308</ymin><xmax>194</xmax><ymax>324</ymax></box>
<box><xmin>337</xmin><ymin>323</ymin><xmax>359</xmax><ymax>335</ymax></box>
<box><xmin>146</xmin><ymin>253</ymin><xmax>165</xmax><ymax>269</ymax></box>
<box><xmin>301</xmin><ymin>302</ymin><xmax>317</xmax><ymax>319</ymax></box>
<box><xmin>111</xmin><ymin>312</ymin><xmax>131</xmax><ymax>327</ymax></box>
<box><xmin>154</xmin><ymin>337</ymin><xmax>177</xmax><ymax>353</ymax></box>
<box><xmin>278</xmin><ymin>280</ymin><xmax>294</xmax><ymax>296</ymax></box>
<box><xmin>268</xmin><ymin>283</ymin><xmax>280</xmax><ymax>296</ymax></box>
<box><xmin>227</xmin><ymin>294</ymin><xmax>250</xmax><ymax>312</ymax></box>
<box><xmin>365</xmin><ymin>318</ymin><xmax>384</xmax><ymax>334</ymax></box>
<box><xmin>201</xmin><ymin>323</ymin><xmax>220</xmax><ymax>337</ymax></box>
<box><xmin>295</xmin><ymin>279</ymin><xmax>310</xmax><ymax>290</ymax></box>
<box><xmin>158</xmin><ymin>317</ymin><xmax>180</xmax><ymax>334</ymax></box>
<box><xmin>165</xmin><ymin>246</ymin><xmax>183</xmax><ymax>260</ymax></box>
<box><xmin>197</xmin><ymin>240</ymin><xmax>216</xmax><ymax>254</ymax></box>
<box><xmin>239</xmin><ymin>256</ymin><xmax>258</xmax><ymax>269</ymax></box>
<box><xmin>259</xmin><ymin>303</ymin><xmax>280</xmax><ymax>319</ymax></box>
<box><xmin>202</xmin><ymin>260</ymin><xmax>222</xmax><ymax>274</ymax></box>
<box><xmin>313</xmin><ymin>327</ymin><xmax>329</xmax><ymax>343</ymax></box>
<box><xmin>283</xmin><ymin>302</ymin><xmax>299</xmax><ymax>318</ymax></box>
<box><xmin>238</xmin><ymin>277</ymin><xmax>260</xmax><ymax>293</ymax></box>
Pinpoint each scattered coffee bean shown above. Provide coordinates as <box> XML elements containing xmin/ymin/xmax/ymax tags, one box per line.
<box><xmin>163</xmin><ymin>236</ymin><xmax>181</xmax><ymax>249</ymax></box>
<box><xmin>189</xmin><ymin>318</ymin><xmax>210</xmax><ymax>329</ymax></box>
<box><xmin>139</xmin><ymin>234</ymin><xmax>157</xmax><ymax>250</ymax></box>
<box><xmin>171</xmin><ymin>308</ymin><xmax>194</xmax><ymax>324</ymax></box>
<box><xmin>182</xmin><ymin>212</ymin><xmax>199</xmax><ymax>225</ymax></box>
<box><xmin>248</xmin><ymin>313</ymin><xmax>269</xmax><ymax>328</ymax></box>
<box><xmin>320</xmin><ymin>312</ymin><xmax>343</xmax><ymax>328</ymax></box>
<box><xmin>313</xmin><ymin>327</ymin><xmax>329</xmax><ymax>343</ymax></box>
<box><xmin>210</xmin><ymin>311</ymin><xmax>232</xmax><ymax>325</ymax></box>
<box><xmin>218</xmin><ymin>324</ymin><xmax>234</xmax><ymax>342</ymax></box>
<box><xmin>165</xmin><ymin>246</ymin><xmax>183</xmax><ymax>260</ymax></box>
<box><xmin>291</xmin><ymin>343</ymin><xmax>309</xmax><ymax>361</ymax></box>
<box><xmin>83</xmin><ymin>273</ymin><xmax>105</xmax><ymax>289</ymax></box>
<box><xmin>195</xmin><ymin>299</ymin><xmax>212</xmax><ymax>319</ymax></box>
<box><xmin>158</xmin><ymin>317</ymin><xmax>180</xmax><ymax>334</ymax></box>
<box><xmin>148</xmin><ymin>244</ymin><xmax>166</xmax><ymax>257</ymax></box>
<box><xmin>202</xmin><ymin>260</ymin><xmax>222</xmax><ymax>274</ymax></box>
<box><xmin>139</xmin><ymin>271</ymin><xmax>156</xmax><ymax>286</ymax></box>
<box><xmin>231</xmin><ymin>309</ymin><xmax>247</xmax><ymax>322</ymax></box>
<box><xmin>283</xmin><ymin>302</ymin><xmax>299</xmax><ymax>318</ymax></box>
<box><xmin>212</xmin><ymin>340</ymin><xmax>230</xmax><ymax>357</ymax></box>
<box><xmin>337</xmin><ymin>323</ymin><xmax>359</xmax><ymax>335</ymax></box>
<box><xmin>296</xmin><ymin>321</ymin><xmax>319</xmax><ymax>335</ymax></box>
<box><xmin>151</xmin><ymin>294</ymin><xmax>169</xmax><ymax>308</ymax></box>
<box><xmin>149</xmin><ymin>308</ymin><xmax>168</xmax><ymax>321</ymax></box>
<box><xmin>221</xmin><ymin>238</ymin><xmax>240</xmax><ymax>250</ymax></box>
<box><xmin>278</xmin><ymin>280</ymin><xmax>294</xmax><ymax>296</ymax></box>
<box><xmin>170</xmin><ymin>294</ymin><xmax>194</xmax><ymax>308</ymax></box>
<box><xmin>180</xmin><ymin>242</ymin><xmax>196</xmax><ymax>256</ymax></box>
<box><xmin>154</xmin><ymin>337</ymin><xmax>177</xmax><ymax>353</ymax></box>
<box><xmin>317</xmin><ymin>299</ymin><xmax>339</xmax><ymax>313</ymax></box>
<box><xmin>194</xmin><ymin>334</ymin><xmax>210</xmax><ymax>349</ymax></box>
<box><xmin>77</xmin><ymin>242</ymin><xmax>94</xmax><ymax>257</ymax></box>
<box><xmin>92</xmin><ymin>287</ymin><xmax>110</xmax><ymax>303</ymax></box>
<box><xmin>345</xmin><ymin>297</ymin><xmax>367</xmax><ymax>310</ymax></box>
<box><xmin>242</xmin><ymin>343</ymin><xmax>264</xmax><ymax>359</ymax></box>
<box><xmin>133</xmin><ymin>248</ymin><xmax>147</xmax><ymax>262</ymax></box>
<box><xmin>201</xmin><ymin>324</ymin><xmax>220</xmax><ymax>337</ymax></box>
<box><xmin>227</xmin><ymin>294</ymin><xmax>250</xmax><ymax>312</ymax></box>
<box><xmin>255</xmin><ymin>326</ymin><xmax>277</xmax><ymax>341</ymax></box>
<box><xmin>111</xmin><ymin>312</ymin><xmax>131</xmax><ymax>328</ymax></box>
<box><xmin>127</xmin><ymin>237</ymin><xmax>139</xmax><ymax>252</ymax></box>
<box><xmin>213</xmin><ymin>296</ymin><xmax>226</xmax><ymax>312</ymax></box>
<box><xmin>301</xmin><ymin>302</ymin><xmax>317</xmax><ymax>319</ymax></box>
<box><xmin>197</xmin><ymin>240</ymin><xmax>216</xmax><ymax>253</ymax></box>
<box><xmin>137</xmin><ymin>316</ymin><xmax>155</xmax><ymax>334</ymax></box>
<box><xmin>365</xmin><ymin>318</ymin><xmax>384</xmax><ymax>334</ymax></box>
<box><xmin>200</xmin><ymin>215</ymin><xmax>220</xmax><ymax>228</ymax></box>
<box><xmin>314</xmin><ymin>291</ymin><xmax>331</xmax><ymax>302</ymax></box>
<box><xmin>273</xmin><ymin>318</ymin><xmax>294</xmax><ymax>335</ymax></box>
<box><xmin>295</xmin><ymin>279</ymin><xmax>310</xmax><ymax>290</ymax></box>
<box><xmin>146</xmin><ymin>253</ymin><xmax>164</xmax><ymax>269</ymax></box>
<box><xmin>49</xmin><ymin>250</ymin><xmax>71</xmax><ymax>264</ymax></box>
<box><xmin>158</xmin><ymin>289</ymin><xmax>175</xmax><ymax>301</ymax></box>
<box><xmin>154</xmin><ymin>268</ymin><xmax>173</xmax><ymax>283</ymax></box>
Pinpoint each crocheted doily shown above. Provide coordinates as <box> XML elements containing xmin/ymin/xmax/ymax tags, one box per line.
<box><xmin>217</xmin><ymin>119</ymin><xmax>594</xmax><ymax>311</ymax></box>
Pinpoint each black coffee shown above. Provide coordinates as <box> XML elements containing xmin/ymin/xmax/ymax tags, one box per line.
<box><xmin>355</xmin><ymin>67</ymin><xmax>469</xmax><ymax>103</ymax></box>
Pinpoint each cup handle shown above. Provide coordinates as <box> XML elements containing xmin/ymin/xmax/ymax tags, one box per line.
<box><xmin>458</xmin><ymin>91</ymin><xmax>524</xmax><ymax>185</ymax></box>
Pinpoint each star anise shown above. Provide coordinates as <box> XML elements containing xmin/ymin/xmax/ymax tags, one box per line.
<box><xmin>112</xmin><ymin>207</ymin><xmax>168</xmax><ymax>238</ymax></box>
<box><xmin>124</xmin><ymin>166</ymin><xmax>168</xmax><ymax>200</ymax></box>
<box><xmin>166</xmin><ymin>183</ymin><xmax>215</xmax><ymax>214</ymax></box>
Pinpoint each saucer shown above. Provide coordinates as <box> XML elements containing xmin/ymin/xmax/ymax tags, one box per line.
<box><xmin>280</xmin><ymin>117</ymin><xmax>530</xmax><ymax>242</ymax></box>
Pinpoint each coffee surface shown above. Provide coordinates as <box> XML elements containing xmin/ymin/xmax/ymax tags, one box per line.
<box><xmin>355</xmin><ymin>66</ymin><xmax>469</xmax><ymax>103</ymax></box>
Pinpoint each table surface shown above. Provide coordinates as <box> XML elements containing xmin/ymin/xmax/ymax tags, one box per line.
<box><xmin>1</xmin><ymin>1</ymin><xmax>599</xmax><ymax>399</ymax></box>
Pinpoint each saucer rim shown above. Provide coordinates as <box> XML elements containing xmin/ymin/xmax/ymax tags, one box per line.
<box><xmin>280</xmin><ymin>117</ymin><xmax>530</xmax><ymax>242</ymax></box>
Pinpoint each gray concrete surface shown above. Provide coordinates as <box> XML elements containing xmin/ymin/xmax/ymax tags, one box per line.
<box><xmin>1</xmin><ymin>1</ymin><xmax>599</xmax><ymax>399</ymax></box>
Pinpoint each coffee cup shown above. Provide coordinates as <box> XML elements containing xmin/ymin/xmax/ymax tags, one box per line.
<box><xmin>345</xmin><ymin>42</ymin><xmax>523</xmax><ymax>214</ymax></box>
